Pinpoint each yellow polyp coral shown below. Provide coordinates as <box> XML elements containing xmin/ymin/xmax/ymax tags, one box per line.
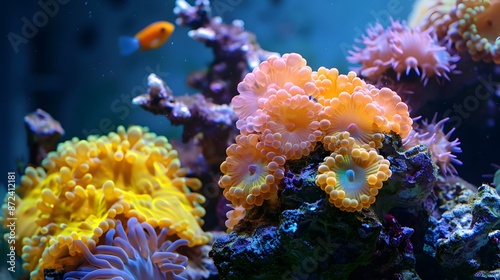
<box><xmin>448</xmin><ymin>0</ymin><xmax>500</xmax><ymax>63</ymax></box>
<box><xmin>219</xmin><ymin>134</ymin><xmax>285</xmax><ymax>209</ymax></box>
<box><xmin>311</xmin><ymin>67</ymin><xmax>367</xmax><ymax>104</ymax></box>
<box><xmin>320</xmin><ymin>90</ymin><xmax>385</xmax><ymax>150</ymax></box>
<box><xmin>5</xmin><ymin>125</ymin><xmax>209</xmax><ymax>280</ymax></box>
<box><xmin>315</xmin><ymin>139</ymin><xmax>392</xmax><ymax>212</ymax></box>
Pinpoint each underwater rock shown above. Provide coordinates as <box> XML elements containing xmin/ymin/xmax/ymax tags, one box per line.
<box><xmin>375</xmin><ymin>134</ymin><xmax>437</xmax><ymax>216</ymax></box>
<box><xmin>211</xmin><ymin>132</ymin><xmax>435</xmax><ymax>279</ymax></box>
<box><xmin>211</xmin><ymin>199</ymin><xmax>382</xmax><ymax>280</ymax></box>
<box><xmin>350</xmin><ymin>214</ymin><xmax>420</xmax><ymax>280</ymax></box>
<box><xmin>424</xmin><ymin>185</ymin><xmax>500</xmax><ymax>278</ymax></box>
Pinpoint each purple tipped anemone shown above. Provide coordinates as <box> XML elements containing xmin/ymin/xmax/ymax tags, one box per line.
<box><xmin>64</xmin><ymin>218</ymin><xmax>188</xmax><ymax>280</ymax></box>
<box><xmin>348</xmin><ymin>20</ymin><xmax>458</xmax><ymax>85</ymax></box>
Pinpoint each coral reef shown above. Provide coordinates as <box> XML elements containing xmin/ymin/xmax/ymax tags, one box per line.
<box><xmin>220</xmin><ymin>53</ymin><xmax>415</xmax><ymax>214</ymax></box>
<box><xmin>7</xmin><ymin>0</ymin><xmax>500</xmax><ymax>279</ymax></box>
<box><xmin>211</xmin><ymin>53</ymin><xmax>438</xmax><ymax>277</ymax></box>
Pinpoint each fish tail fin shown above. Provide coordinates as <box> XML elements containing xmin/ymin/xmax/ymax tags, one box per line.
<box><xmin>118</xmin><ymin>36</ymin><xmax>140</xmax><ymax>56</ymax></box>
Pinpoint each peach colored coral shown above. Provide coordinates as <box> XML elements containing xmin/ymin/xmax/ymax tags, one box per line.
<box><xmin>258</xmin><ymin>85</ymin><xmax>325</xmax><ymax>159</ymax></box>
<box><xmin>225</xmin><ymin>204</ymin><xmax>246</xmax><ymax>232</ymax></box>
<box><xmin>368</xmin><ymin>87</ymin><xmax>413</xmax><ymax>139</ymax></box>
<box><xmin>232</xmin><ymin>53</ymin><xmax>318</xmax><ymax>120</ymax></box>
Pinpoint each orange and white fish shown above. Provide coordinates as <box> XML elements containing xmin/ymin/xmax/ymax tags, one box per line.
<box><xmin>119</xmin><ymin>21</ymin><xmax>175</xmax><ymax>55</ymax></box>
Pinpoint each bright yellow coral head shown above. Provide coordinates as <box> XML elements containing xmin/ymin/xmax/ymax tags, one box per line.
<box><xmin>6</xmin><ymin>125</ymin><xmax>208</xmax><ymax>280</ymax></box>
<box><xmin>315</xmin><ymin>139</ymin><xmax>392</xmax><ymax>212</ymax></box>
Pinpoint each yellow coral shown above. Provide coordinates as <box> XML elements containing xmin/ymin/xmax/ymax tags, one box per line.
<box><xmin>315</xmin><ymin>140</ymin><xmax>392</xmax><ymax>212</ymax></box>
<box><xmin>219</xmin><ymin>134</ymin><xmax>285</xmax><ymax>209</ymax></box>
<box><xmin>311</xmin><ymin>67</ymin><xmax>367</xmax><ymax>105</ymax></box>
<box><xmin>5</xmin><ymin>125</ymin><xmax>208</xmax><ymax>280</ymax></box>
<box><xmin>320</xmin><ymin>90</ymin><xmax>385</xmax><ymax>149</ymax></box>
<box><xmin>448</xmin><ymin>0</ymin><xmax>500</xmax><ymax>63</ymax></box>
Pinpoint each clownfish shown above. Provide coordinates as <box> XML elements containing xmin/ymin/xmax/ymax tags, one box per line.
<box><xmin>119</xmin><ymin>21</ymin><xmax>175</xmax><ymax>55</ymax></box>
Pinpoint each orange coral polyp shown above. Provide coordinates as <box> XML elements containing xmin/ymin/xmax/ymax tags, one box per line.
<box><xmin>312</xmin><ymin>67</ymin><xmax>367</xmax><ymax>104</ymax></box>
<box><xmin>259</xmin><ymin>87</ymin><xmax>324</xmax><ymax>159</ymax></box>
<box><xmin>219</xmin><ymin>134</ymin><xmax>285</xmax><ymax>209</ymax></box>
<box><xmin>5</xmin><ymin>125</ymin><xmax>208</xmax><ymax>280</ymax></box>
<box><xmin>315</xmin><ymin>141</ymin><xmax>392</xmax><ymax>212</ymax></box>
<box><xmin>320</xmin><ymin>91</ymin><xmax>384</xmax><ymax>149</ymax></box>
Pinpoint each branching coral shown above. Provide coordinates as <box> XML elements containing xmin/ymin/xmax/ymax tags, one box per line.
<box><xmin>348</xmin><ymin>20</ymin><xmax>458</xmax><ymax>85</ymax></box>
<box><xmin>315</xmin><ymin>139</ymin><xmax>392</xmax><ymax>212</ymax></box>
<box><xmin>219</xmin><ymin>134</ymin><xmax>285</xmax><ymax>209</ymax></box>
<box><xmin>403</xmin><ymin>116</ymin><xmax>462</xmax><ymax>175</ymax></box>
<box><xmin>64</xmin><ymin>217</ymin><xmax>189</xmax><ymax>280</ymax></box>
<box><xmin>448</xmin><ymin>0</ymin><xmax>500</xmax><ymax>63</ymax></box>
<box><xmin>5</xmin><ymin>125</ymin><xmax>209</xmax><ymax>279</ymax></box>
